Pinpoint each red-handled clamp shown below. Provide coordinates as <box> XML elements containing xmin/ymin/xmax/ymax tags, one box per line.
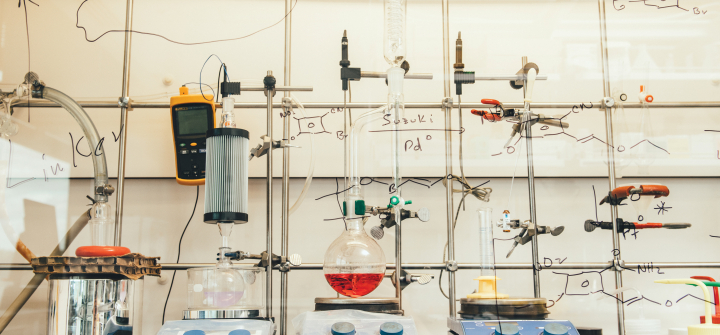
<box><xmin>600</xmin><ymin>184</ymin><xmax>670</xmax><ymax>205</ymax></box>
<box><xmin>481</xmin><ymin>99</ymin><xmax>502</xmax><ymax>107</ymax></box>
<box><xmin>470</xmin><ymin>99</ymin><xmax>504</xmax><ymax>121</ymax></box>
<box><xmin>471</xmin><ymin>109</ymin><xmax>501</xmax><ymax>121</ymax></box>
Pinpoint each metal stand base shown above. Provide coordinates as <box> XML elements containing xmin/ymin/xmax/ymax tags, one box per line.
<box><xmin>458</xmin><ymin>298</ymin><xmax>548</xmax><ymax>320</ymax></box>
<box><xmin>183</xmin><ymin>309</ymin><xmax>260</xmax><ymax>320</ymax></box>
<box><xmin>314</xmin><ymin>298</ymin><xmax>403</xmax><ymax>315</ymax></box>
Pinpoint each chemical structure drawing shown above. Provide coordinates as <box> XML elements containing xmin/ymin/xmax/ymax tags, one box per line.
<box><xmin>293</xmin><ymin>113</ymin><xmax>331</xmax><ymax>139</ymax></box>
<box><xmin>613</xmin><ymin>0</ymin><xmax>690</xmax><ymax>11</ymax></box>
<box><xmin>547</xmin><ymin>264</ymin><xmax>713</xmax><ymax>309</ymax></box>
<box><xmin>487</xmin><ymin>102</ymin><xmax>671</xmax><ymax>157</ymax></box>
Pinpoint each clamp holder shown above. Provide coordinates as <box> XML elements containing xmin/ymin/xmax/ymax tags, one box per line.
<box><xmin>118</xmin><ymin>97</ymin><xmax>133</xmax><ymax>111</ymax></box>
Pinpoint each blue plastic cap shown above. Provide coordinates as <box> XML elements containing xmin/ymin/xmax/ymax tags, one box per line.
<box><xmin>183</xmin><ymin>331</ymin><xmax>205</xmax><ymax>335</ymax></box>
<box><xmin>380</xmin><ymin>322</ymin><xmax>404</xmax><ymax>335</ymax></box>
<box><xmin>495</xmin><ymin>324</ymin><xmax>520</xmax><ymax>335</ymax></box>
<box><xmin>229</xmin><ymin>330</ymin><xmax>251</xmax><ymax>335</ymax></box>
<box><xmin>544</xmin><ymin>323</ymin><xmax>569</xmax><ymax>335</ymax></box>
<box><xmin>331</xmin><ymin>322</ymin><xmax>356</xmax><ymax>335</ymax></box>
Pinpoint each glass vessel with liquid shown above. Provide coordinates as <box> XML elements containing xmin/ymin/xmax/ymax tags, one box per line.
<box><xmin>187</xmin><ymin>267</ymin><xmax>265</xmax><ymax>311</ymax></box>
<box><xmin>323</xmin><ymin>219</ymin><xmax>386</xmax><ymax>298</ymax></box>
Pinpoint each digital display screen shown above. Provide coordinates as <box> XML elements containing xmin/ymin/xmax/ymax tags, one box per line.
<box><xmin>177</xmin><ymin>107</ymin><xmax>209</xmax><ymax>135</ymax></box>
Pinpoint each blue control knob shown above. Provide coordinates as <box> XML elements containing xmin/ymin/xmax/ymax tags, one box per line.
<box><xmin>229</xmin><ymin>330</ymin><xmax>251</xmax><ymax>335</ymax></box>
<box><xmin>380</xmin><ymin>322</ymin><xmax>404</xmax><ymax>335</ymax></box>
<box><xmin>183</xmin><ymin>331</ymin><xmax>205</xmax><ymax>335</ymax></box>
<box><xmin>544</xmin><ymin>323</ymin><xmax>569</xmax><ymax>335</ymax></box>
<box><xmin>495</xmin><ymin>323</ymin><xmax>520</xmax><ymax>335</ymax></box>
<box><xmin>331</xmin><ymin>322</ymin><xmax>356</xmax><ymax>335</ymax></box>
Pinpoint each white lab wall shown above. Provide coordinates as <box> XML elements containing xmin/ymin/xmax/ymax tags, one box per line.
<box><xmin>1</xmin><ymin>0</ymin><xmax>720</xmax><ymax>334</ymax></box>
<box><xmin>1</xmin><ymin>177</ymin><xmax>719</xmax><ymax>335</ymax></box>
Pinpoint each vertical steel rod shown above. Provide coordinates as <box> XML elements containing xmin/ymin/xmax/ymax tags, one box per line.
<box><xmin>114</xmin><ymin>0</ymin><xmax>134</xmax><ymax>246</ymax></box>
<box><xmin>441</xmin><ymin>0</ymin><xmax>457</xmax><ymax>319</ymax></box>
<box><xmin>521</xmin><ymin>56</ymin><xmax>541</xmax><ymax>298</ymax></box>
<box><xmin>597</xmin><ymin>1</ymin><xmax>625</xmax><ymax>334</ymax></box>
<box><xmin>266</xmin><ymin>84</ymin><xmax>274</xmax><ymax>320</ymax></box>
<box><xmin>391</xmin><ymin>104</ymin><xmax>403</xmax><ymax>311</ymax></box>
<box><xmin>280</xmin><ymin>0</ymin><xmax>292</xmax><ymax>333</ymax></box>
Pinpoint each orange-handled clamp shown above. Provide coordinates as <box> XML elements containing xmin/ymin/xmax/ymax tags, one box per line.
<box><xmin>600</xmin><ymin>185</ymin><xmax>670</xmax><ymax>205</ymax></box>
<box><xmin>481</xmin><ymin>99</ymin><xmax>502</xmax><ymax>106</ymax></box>
<box><xmin>471</xmin><ymin>99</ymin><xmax>504</xmax><ymax>121</ymax></box>
<box><xmin>471</xmin><ymin>109</ymin><xmax>502</xmax><ymax>121</ymax></box>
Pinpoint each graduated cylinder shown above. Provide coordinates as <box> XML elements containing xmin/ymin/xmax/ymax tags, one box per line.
<box><xmin>204</xmin><ymin>128</ymin><xmax>250</xmax><ymax>224</ymax></box>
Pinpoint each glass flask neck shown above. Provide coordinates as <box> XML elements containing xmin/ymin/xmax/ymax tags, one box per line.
<box><xmin>345</xmin><ymin>218</ymin><xmax>365</xmax><ymax>232</ymax></box>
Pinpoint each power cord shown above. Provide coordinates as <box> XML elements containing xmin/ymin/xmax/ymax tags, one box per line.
<box><xmin>76</xmin><ymin>0</ymin><xmax>299</xmax><ymax>45</ymax></box>
<box><xmin>161</xmin><ymin>185</ymin><xmax>199</xmax><ymax>325</ymax></box>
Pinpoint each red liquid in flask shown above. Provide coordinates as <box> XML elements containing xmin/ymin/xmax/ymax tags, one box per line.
<box><xmin>325</xmin><ymin>273</ymin><xmax>384</xmax><ymax>298</ymax></box>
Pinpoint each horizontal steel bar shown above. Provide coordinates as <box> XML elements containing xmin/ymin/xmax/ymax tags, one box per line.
<box><xmin>361</xmin><ymin>71</ymin><xmax>433</xmax><ymax>80</ymax></box>
<box><xmin>13</xmin><ymin>100</ymin><xmax>720</xmax><ymax>110</ymax></box>
<box><xmin>475</xmin><ymin>75</ymin><xmax>548</xmax><ymax>81</ymax></box>
<box><xmin>239</xmin><ymin>85</ymin><xmax>313</xmax><ymax>92</ymax></box>
<box><xmin>3</xmin><ymin>262</ymin><xmax>719</xmax><ymax>271</ymax></box>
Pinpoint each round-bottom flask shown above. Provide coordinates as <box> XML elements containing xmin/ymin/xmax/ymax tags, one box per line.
<box><xmin>323</xmin><ymin>218</ymin><xmax>386</xmax><ymax>298</ymax></box>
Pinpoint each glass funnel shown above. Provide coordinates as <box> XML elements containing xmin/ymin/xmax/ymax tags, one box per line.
<box><xmin>323</xmin><ymin>219</ymin><xmax>386</xmax><ymax>298</ymax></box>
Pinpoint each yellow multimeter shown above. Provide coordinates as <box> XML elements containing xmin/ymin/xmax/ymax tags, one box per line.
<box><xmin>170</xmin><ymin>86</ymin><xmax>216</xmax><ymax>185</ymax></box>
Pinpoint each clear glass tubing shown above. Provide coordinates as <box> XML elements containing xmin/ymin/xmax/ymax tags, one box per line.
<box><xmin>478</xmin><ymin>208</ymin><xmax>494</xmax><ymax>277</ymax></box>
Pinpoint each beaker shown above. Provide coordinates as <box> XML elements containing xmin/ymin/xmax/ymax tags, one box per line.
<box><xmin>478</xmin><ymin>208</ymin><xmax>495</xmax><ymax>277</ymax></box>
<box><xmin>323</xmin><ymin>219</ymin><xmax>386</xmax><ymax>298</ymax></box>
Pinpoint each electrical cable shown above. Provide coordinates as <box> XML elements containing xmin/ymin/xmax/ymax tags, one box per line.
<box><xmin>161</xmin><ymin>185</ymin><xmax>199</xmax><ymax>325</ymax></box>
<box><xmin>198</xmin><ymin>54</ymin><xmax>227</xmax><ymax>101</ymax></box>
<box><xmin>76</xmin><ymin>0</ymin><xmax>299</xmax><ymax>45</ymax></box>
<box><xmin>182</xmin><ymin>82</ymin><xmax>216</xmax><ymax>99</ymax></box>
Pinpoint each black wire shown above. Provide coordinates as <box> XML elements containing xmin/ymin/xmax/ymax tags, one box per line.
<box><xmin>76</xmin><ymin>0</ymin><xmax>299</xmax><ymax>45</ymax></box>
<box><xmin>199</xmin><ymin>54</ymin><xmax>226</xmax><ymax>101</ymax></box>
<box><xmin>162</xmin><ymin>185</ymin><xmax>199</xmax><ymax>325</ymax></box>
<box><xmin>216</xmin><ymin>63</ymin><xmax>228</xmax><ymax>103</ymax></box>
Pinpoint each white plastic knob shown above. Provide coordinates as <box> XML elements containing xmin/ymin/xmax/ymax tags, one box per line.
<box><xmin>162</xmin><ymin>76</ymin><xmax>174</xmax><ymax>86</ymax></box>
<box><xmin>288</xmin><ymin>254</ymin><xmax>302</xmax><ymax>266</ymax></box>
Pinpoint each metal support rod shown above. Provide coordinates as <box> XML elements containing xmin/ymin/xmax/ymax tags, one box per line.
<box><xmin>476</xmin><ymin>75</ymin><xmax>548</xmax><ymax>81</ymax></box>
<box><xmin>391</xmin><ymin>101</ymin><xmax>403</xmax><ymax>311</ymax></box>
<box><xmin>113</xmin><ymin>0</ymin><xmax>134</xmax><ymax>246</ymax></box>
<box><xmin>280</xmin><ymin>0</ymin><xmax>292</xmax><ymax>333</ymax></box>
<box><xmin>522</xmin><ymin>56</ymin><xmax>541</xmax><ymax>298</ymax></box>
<box><xmin>361</xmin><ymin>72</ymin><xmax>433</xmax><ymax>79</ymax></box>
<box><xmin>15</xmin><ymin>101</ymin><xmax>720</xmax><ymax>109</ymax></box>
<box><xmin>597</xmin><ymin>0</ymin><xmax>625</xmax><ymax>334</ymax></box>
<box><xmin>266</xmin><ymin>83</ymin><xmax>274</xmax><ymax>320</ymax></box>
<box><xmin>4</xmin><ymin>262</ymin><xmax>720</xmax><ymax>271</ymax></box>
<box><xmin>441</xmin><ymin>0</ymin><xmax>457</xmax><ymax>319</ymax></box>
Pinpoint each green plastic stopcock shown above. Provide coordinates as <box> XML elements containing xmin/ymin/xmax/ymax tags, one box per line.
<box><xmin>388</xmin><ymin>196</ymin><xmax>412</xmax><ymax>208</ymax></box>
<box><xmin>355</xmin><ymin>200</ymin><xmax>365</xmax><ymax>215</ymax></box>
<box><xmin>343</xmin><ymin>200</ymin><xmax>366</xmax><ymax>216</ymax></box>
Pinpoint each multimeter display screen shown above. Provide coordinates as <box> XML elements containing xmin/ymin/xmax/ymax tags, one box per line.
<box><xmin>177</xmin><ymin>107</ymin><xmax>209</xmax><ymax>135</ymax></box>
